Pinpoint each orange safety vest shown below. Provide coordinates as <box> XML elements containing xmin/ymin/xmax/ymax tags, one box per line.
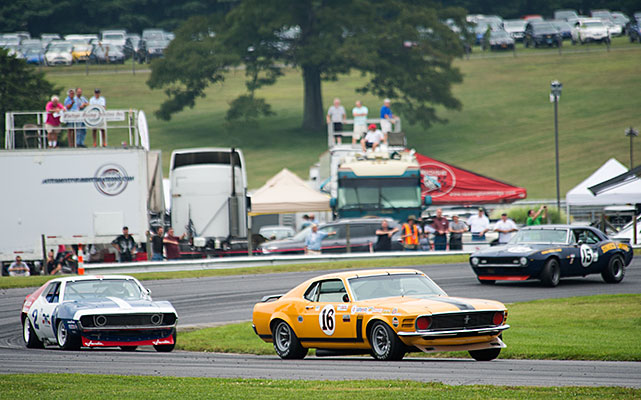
<box><xmin>402</xmin><ymin>223</ymin><xmax>419</xmax><ymax>245</ymax></box>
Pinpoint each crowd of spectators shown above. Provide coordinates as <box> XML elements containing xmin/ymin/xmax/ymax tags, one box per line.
<box><xmin>45</xmin><ymin>88</ymin><xmax>107</xmax><ymax>148</ymax></box>
<box><xmin>327</xmin><ymin>98</ymin><xmax>398</xmax><ymax>149</ymax></box>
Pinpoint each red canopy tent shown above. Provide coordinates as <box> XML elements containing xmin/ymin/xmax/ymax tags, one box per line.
<box><xmin>416</xmin><ymin>153</ymin><xmax>527</xmax><ymax>204</ymax></box>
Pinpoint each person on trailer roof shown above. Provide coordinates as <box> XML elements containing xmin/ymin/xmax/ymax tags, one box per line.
<box><xmin>360</xmin><ymin>123</ymin><xmax>386</xmax><ymax>152</ymax></box>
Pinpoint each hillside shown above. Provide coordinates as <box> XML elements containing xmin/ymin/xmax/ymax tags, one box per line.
<box><xmin>45</xmin><ymin>44</ymin><xmax>641</xmax><ymax>198</ymax></box>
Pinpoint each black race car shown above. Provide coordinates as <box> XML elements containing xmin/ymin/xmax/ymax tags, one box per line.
<box><xmin>469</xmin><ymin>225</ymin><xmax>633</xmax><ymax>287</ymax></box>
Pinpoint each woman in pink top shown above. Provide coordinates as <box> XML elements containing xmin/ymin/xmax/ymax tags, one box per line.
<box><xmin>45</xmin><ymin>95</ymin><xmax>65</xmax><ymax>148</ymax></box>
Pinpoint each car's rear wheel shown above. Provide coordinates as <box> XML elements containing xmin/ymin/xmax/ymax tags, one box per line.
<box><xmin>57</xmin><ymin>321</ymin><xmax>81</xmax><ymax>350</ymax></box>
<box><xmin>154</xmin><ymin>331</ymin><xmax>177</xmax><ymax>352</ymax></box>
<box><xmin>369</xmin><ymin>321</ymin><xmax>404</xmax><ymax>361</ymax></box>
<box><xmin>477</xmin><ymin>278</ymin><xmax>495</xmax><ymax>285</ymax></box>
<box><xmin>540</xmin><ymin>258</ymin><xmax>560</xmax><ymax>287</ymax></box>
<box><xmin>602</xmin><ymin>255</ymin><xmax>625</xmax><ymax>283</ymax></box>
<box><xmin>120</xmin><ymin>346</ymin><xmax>138</xmax><ymax>351</ymax></box>
<box><xmin>272</xmin><ymin>320</ymin><xmax>307</xmax><ymax>359</ymax></box>
<box><xmin>469</xmin><ymin>347</ymin><xmax>501</xmax><ymax>361</ymax></box>
<box><xmin>23</xmin><ymin>316</ymin><xmax>44</xmax><ymax>349</ymax></box>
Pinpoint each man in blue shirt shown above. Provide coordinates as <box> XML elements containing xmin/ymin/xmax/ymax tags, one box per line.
<box><xmin>380</xmin><ymin>98</ymin><xmax>396</xmax><ymax>139</ymax></box>
<box><xmin>64</xmin><ymin>88</ymin><xmax>78</xmax><ymax>147</ymax></box>
<box><xmin>74</xmin><ymin>87</ymin><xmax>89</xmax><ymax>147</ymax></box>
<box><xmin>305</xmin><ymin>224</ymin><xmax>336</xmax><ymax>255</ymax></box>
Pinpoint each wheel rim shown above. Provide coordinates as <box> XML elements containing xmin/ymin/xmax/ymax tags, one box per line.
<box><xmin>612</xmin><ymin>258</ymin><xmax>623</xmax><ymax>279</ymax></box>
<box><xmin>371</xmin><ymin>325</ymin><xmax>390</xmax><ymax>356</ymax></box>
<box><xmin>552</xmin><ymin>263</ymin><xmax>560</xmax><ymax>284</ymax></box>
<box><xmin>274</xmin><ymin>323</ymin><xmax>291</xmax><ymax>352</ymax></box>
<box><xmin>23</xmin><ymin>320</ymin><xmax>30</xmax><ymax>343</ymax></box>
<box><xmin>57</xmin><ymin>323</ymin><xmax>67</xmax><ymax>346</ymax></box>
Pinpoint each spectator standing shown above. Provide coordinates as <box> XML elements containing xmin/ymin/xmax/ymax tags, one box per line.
<box><xmin>63</xmin><ymin>88</ymin><xmax>78</xmax><ymax>148</ymax></box>
<box><xmin>164</xmin><ymin>227</ymin><xmax>186</xmax><ymax>260</ymax></box>
<box><xmin>45</xmin><ymin>95</ymin><xmax>64</xmax><ymax>148</ymax></box>
<box><xmin>8</xmin><ymin>256</ymin><xmax>30</xmax><ymax>276</ymax></box>
<box><xmin>374</xmin><ymin>220</ymin><xmax>399</xmax><ymax>251</ymax></box>
<box><xmin>431</xmin><ymin>208</ymin><xmax>449</xmax><ymax>251</ymax></box>
<box><xmin>351</xmin><ymin>100</ymin><xmax>368</xmax><ymax>145</ymax></box>
<box><xmin>420</xmin><ymin>221</ymin><xmax>435</xmax><ymax>251</ymax></box>
<box><xmin>527</xmin><ymin>205</ymin><xmax>548</xmax><ymax>226</ymax></box>
<box><xmin>401</xmin><ymin>215</ymin><xmax>420</xmax><ymax>251</ymax></box>
<box><xmin>379</xmin><ymin>98</ymin><xmax>396</xmax><ymax>138</ymax></box>
<box><xmin>360</xmin><ymin>124</ymin><xmax>386</xmax><ymax>152</ymax></box>
<box><xmin>89</xmin><ymin>88</ymin><xmax>107</xmax><ymax>147</ymax></box>
<box><xmin>74</xmin><ymin>87</ymin><xmax>89</xmax><ymax>147</ymax></box>
<box><xmin>147</xmin><ymin>227</ymin><xmax>165</xmax><ymax>261</ymax></box>
<box><xmin>326</xmin><ymin>98</ymin><xmax>346</xmax><ymax>145</ymax></box>
<box><xmin>467</xmin><ymin>208</ymin><xmax>490</xmax><ymax>241</ymax></box>
<box><xmin>448</xmin><ymin>215</ymin><xmax>468</xmax><ymax>251</ymax></box>
<box><xmin>494</xmin><ymin>213</ymin><xmax>518</xmax><ymax>244</ymax></box>
<box><xmin>304</xmin><ymin>224</ymin><xmax>335</xmax><ymax>255</ymax></box>
<box><xmin>111</xmin><ymin>226</ymin><xmax>136</xmax><ymax>262</ymax></box>
<box><xmin>309</xmin><ymin>213</ymin><xmax>319</xmax><ymax>225</ymax></box>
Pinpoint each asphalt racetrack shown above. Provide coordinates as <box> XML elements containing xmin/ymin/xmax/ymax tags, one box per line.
<box><xmin>1</xmin><ymin>260</ymin><xmax>640</xmax><ymax>387</ymax></box>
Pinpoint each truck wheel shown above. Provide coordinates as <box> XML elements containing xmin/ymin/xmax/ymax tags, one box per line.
<box><xmin>57</xmin><ymin>321</ymin><xmax>81</xmax><ymax>350</ymax></box>
<box><xmin>23</xmin><ymin>317</ymin><xmax>44</xmax><ymax>349</ymax></box>
<box><xmin>602</xmin><ymin>255</ymin><xmax>625</xmax><ymax>283</ymax></box>
<box><xmin>469</xmin><ymin>347</ymin><xmax>501</xmax><ymax>361</ymax></box>
<box><xmin>154</xmin><ymin>331</ymin><xmax>177</xmax><ymax>352</ymax></box>
<box><xmin>272</xmin><ymin>320</ymin><xmax>307</xmax><ymax>359</ymax></box>
<box><xmin>540</xmin><ymin>258</ymin><xmax>560</xmax><ymax>287</ymax></box>
<box><xmin>369</xmin><ymin>321</ymin><xmax>404</xmax><ymax>361</ymax></box>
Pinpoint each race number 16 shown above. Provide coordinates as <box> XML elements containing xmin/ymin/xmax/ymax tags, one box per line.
<box><xmin>319</xmin><ymin>305</ymin><xmax>335</xmax><ymax>336</ymax></box>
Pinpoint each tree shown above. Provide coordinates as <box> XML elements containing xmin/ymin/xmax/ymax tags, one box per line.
<box><xmin>0</xmin><ymin>48</ymin><xmax>59</xmax><ymax>144</ymax></box>
<box><xmin>148</xmin><ymin>1</ymin><xmax>469</xmax><ymax>131</ymax></box>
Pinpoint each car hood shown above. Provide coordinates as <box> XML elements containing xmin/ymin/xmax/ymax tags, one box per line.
<box><xmin>354</xmin><ymin>295</ymin><xmax>505</xmax><ymax>315</ymax></box>
<box><xmin>60</xmin><ymin>297</ymin><xmax>175</xmax><ymax>316</ymax></box>
<box><xmin>472</xmin><ymin>243</ymin><xmax>561</xmax><ymax>257</ymax></box>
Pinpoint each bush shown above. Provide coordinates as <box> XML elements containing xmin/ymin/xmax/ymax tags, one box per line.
<box><xmin>490</xmin><ymin>205</ymin><xmax>566</xmax><ymax>224</ymax></box>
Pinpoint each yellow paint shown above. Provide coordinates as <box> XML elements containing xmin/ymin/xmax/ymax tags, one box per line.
<box><xmin>601</xmin><ymin>243</ymin><xmax>617</xmax><ymax>253</ymax></box>
<box><xmin>617</xmin><ymin>243</ymin><xmax>630</xmax><ymax>251</ymax></box>
<box><xmin>541</xmin><ymin>248</ymin><xmax>562</xmax><ymax>255</ymax></box>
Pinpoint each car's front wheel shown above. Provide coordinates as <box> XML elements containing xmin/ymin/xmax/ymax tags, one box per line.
<box><xmin>602</xmin><ymin>255</ymin><xmax>625</xmax><ymax>283</ymax></box>
<box><xmin>369</xmin><ymin>321</ymin><xmax>404</xmax><ymax>361</ymax></box>
<box><xmin>540</xmin><ymin>258</ymin><xmax>560</xmax><ymax>287</ymax></box>
<box><xmin>57</xmin><ymin>321</ymin><xmax>81</xmax><ymax>350</ymax></box>
<box><xmin>23</xmin><ymin>316</ymin><xmax>44</xmax><ymax>349</ymax></box>
<box><xmin>272</xmin><ymin>320</ymin><xmax>307</xmax><ymax>359</ymax></box>
<box><xmin>469</xmin><ymin>347</ymin><xmax>501</xmax><ymax>361</ymax></box>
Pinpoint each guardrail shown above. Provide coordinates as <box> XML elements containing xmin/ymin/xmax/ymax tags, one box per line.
<box><xmin>83</xmin><ymin>250</ymin><xmax>473</xmax><ymax>274</ymax></box>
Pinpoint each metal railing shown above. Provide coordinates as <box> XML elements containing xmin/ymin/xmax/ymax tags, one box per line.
<box><xmin>327</xmin><ymin>118</ymin><xmax>402</xmax><ymax>148</ymax></box>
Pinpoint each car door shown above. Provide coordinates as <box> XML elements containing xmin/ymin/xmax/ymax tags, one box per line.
<box><xmin>320</xmin><ymin>225</ymin><xmax>346</xmax><ymax>253</ymax></box>
<box><xmin>299</xmin><ymin>279</ymin><xmax>355</xmax><ymax>346</ymax></box>
<box><xmin>30</xmin><ymin>281</ymin><xmax>62</xmax><ymax>340</ymax></box>
<box><xmin>346</xmin><ymin>223</ymin><xmax>376</xmax><ymax>252</ymax></box>
<box><xmin>570</xmin><ymin>228</ymin><xmax>603</xmax><ymax>275</ymax></box>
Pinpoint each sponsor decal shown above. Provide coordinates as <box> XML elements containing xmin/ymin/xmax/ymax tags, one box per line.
<box><xmin>372</xmin><ymin>308</ymin><xmax>383</xmax><ymax>313</ymax></box>
<box><xmin>507</xmin><ymin>246</ymin><xmax>533</xmax><ymax>253</ymax></box>
<box><xmin>84</xmin><ymin>340</ymin><xmax>104</xmax><ymax>346</ymax></box>
<box><xmin>42</xmin><ymin>164</ymin><xmax>133</xmax><ymax>197</ymax></box>
<box><xmin>617</xmin><ymin>243</ymin><xmax>630</xmax><ymax>251</ymax></box>
<box><xmin>315</xmin><ymin>305</ymin><xmax>320</xmax><ymax>311</ymax></box>
<box><xmin>541</xmin><ymin>248</ymin><xmax>562</xmax><ymax>255</ymax></box>
<box><xmin>421</xmin><ymin>162</ymin><xmax>456</xmax><ymax>198</ymax></box>
<box><xmin>337</xmin><ymin>304</ymin><xmax>348</xmax><ymax>312</ymax></box>
<box><xmin>568</xmin><ymin>254</ymin><xmax>575</xmax><ymax>264</ymax></box>
<box><xmin>392</xmin><ymin>308</ymin><xmax>399</xmax><ymax>315</ymax></box>
<box><xmin>392</xmin><ymin>317</ymin><xmax>399</xmax><ymax>327</ymax></box>
<box><xmin>319</xmin><ymin>305</ymin><xmax>335</xmax><ymax>336</ymax></box>
<box><xmin>600</xmin><ymin>243</ymin><xmax>616</xmax><ymax>253</ymax></box>
<box><xmin>297</xmin><ymin>316</ymin><xmax>303</xmax><ymax>323</ymax></box>
<box><xmin>152</xmin><ymin>339</ymin><xmax>172</xmax><ymax>345</ymax></box>
<box><xmin>342</xmin><ymin>314</ymin><xmax>351</xmax><ymax>322</ymax></box>
<box><xmin>351</xmin><ymin>306</ymin><xmax>369</xmax><ymax>314</ymax></box>
<box><xmin>579</xmin><ymin>244</ymin><xmax>598</xmax><ymax>267</ymax></box>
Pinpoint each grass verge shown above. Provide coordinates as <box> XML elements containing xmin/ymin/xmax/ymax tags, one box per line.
<box><xmin>1</xmin><ymin>374</ymin><xmax>639</xmax><ymax>399</ymax></box>
<box><xmin>177</xmin><ymin>294</ymin><xmax>641</xmax><ymax>361</ymax></box>
<box><xmin>0</xmin><ymin>255</ymin><xmax>468</xmax><ymax>290</ymax></box>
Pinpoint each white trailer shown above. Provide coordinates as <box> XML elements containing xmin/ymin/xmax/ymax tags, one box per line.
<box><xmin>0</xmin><ymin>148</ymin><xmax>164</xmax><ymax>265</ymax></box>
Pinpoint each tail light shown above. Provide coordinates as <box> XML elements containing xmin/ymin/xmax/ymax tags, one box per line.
<box><xmin>492</xmin><ymin>311</ymin><xmax>505</xmax><ymax>326</ymax></box>
<box><xmin>415</xmin><ymin>316</ymin><xmax>432</xmax><ymax>331</ymax></box>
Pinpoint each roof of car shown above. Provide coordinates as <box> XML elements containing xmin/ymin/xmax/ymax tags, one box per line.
<box><xmin>520</xmin><ymin>224</ymin><xmax>591</xmax><ymax>230</ymax></box>
<box><xmin>310</xmin><ymin>268</ymin><xmax>423</xmax><ymax>281</ymax></box>
<box><xmin>46</xmin><ymin>275</ymin><xmax>138</xmax><ymax>284</ymax></box>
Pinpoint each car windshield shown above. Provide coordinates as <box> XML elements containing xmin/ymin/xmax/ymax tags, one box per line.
<box><xmin>74</xmin><ymin>44</ymin><xmax>91</xmax><ymax>51</ymax></box>
<box><xmin>504</xmin><ymin>21</ymin><xmax>526</xmax><ymax>29</ymax></box>
<box><xmin>491</xmin><ymin>31</ymin><xmax>511</xmax><ymax>39</ymax></box>
<box><xmin>103</xmin><ymin>34</ymin><xmax>124</xmax><ymax>41</ymax></box>
<box><xmin>49</xmin><ymin>44</ymin><xmax>72</xmax><ymax>52</ymax></box>
<box><xmin>533</xmin><ymin>23</ymin><xmax>558</xmax><ymax>33</ymax></box>
<box><xmin>64</xmin><ymin>279</ymin><xmax>145</xmax><ymax>301</ymax></box>
<box><xmin>584</xmin><ymin>21</ymin><xmax>605</xmax><ymax>28</ymax></box>
<box><xmin>337</xmin><ymin>177</ymin><xmax>421</xmax><ymax>210</ymax></box>
<box><xmin>508</xmin><ymin>229</ymin><xmax>568</xmax><ymax>244</ymax></box>
<box><xmin>348</xmin><ymin>273</ymin><xmax>446</xmax><ymax>301</ymax></box>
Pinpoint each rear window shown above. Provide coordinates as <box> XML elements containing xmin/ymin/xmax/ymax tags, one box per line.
<box><xmin>172</xmin><ymin>151</ymin><xmax>242</xmax><ymax>170</ymax></box>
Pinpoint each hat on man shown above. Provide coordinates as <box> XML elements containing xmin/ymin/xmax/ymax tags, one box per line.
<box><xmin>478</xmin><ymin>207</ymin><xmax>484</xmax><ymax>211</ymax></box>
<box><xmin>407</xmin><ymin>215</ymin><xmax>417</xmax><ymax>221</ymax></box>
<box><xmin>368</xmin><ymin>123</ymin><xmax>377</xmax><ymax>130</ymax></box>
<box><xmin>94</xmin><ymin>88</ymin><xmax>101</xmax><ymax>93</ymax></box>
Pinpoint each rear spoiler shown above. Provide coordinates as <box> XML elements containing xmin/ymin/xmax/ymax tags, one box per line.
<box><xmin>261</xmin><ymin>294</ymin><xmax>283</xmax><ymax>302</ymax></box>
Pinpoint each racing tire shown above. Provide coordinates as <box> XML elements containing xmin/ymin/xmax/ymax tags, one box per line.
<box><xmin>469</xmin><ymin>347</ymin><xmax>501</xmax><ymax>361</ymax></box>
<box><xmin>272</xmin><ymin>320</ymin><xmax>307</xmax><ymax>359</ymax></box>
<box><xmin>602</xmin><ymin>255</ymin><xmax>625</xmax><ymax>284</ymax></box>
<box><xmin>56</xmin><ymin>321</ymin><xmax>81</xmax><ymax>350</ymax></box>
<box><xmin>540</xmin><ymin>258</ymin><xmax>560</xmax><ymax>287</ymax></box>
<box><xmin>120</xmin><ymin>346</ymin><xmax>138</xmax><ymax>351</ymax></box>
<box><xmin>154</xmin><ymin>331</ymin><xmax>177</xmax><ymax>352</ymax></box>
<box><xmin>23</xmin><ymin>317</ymin><xmax>44</xmax><ymax>349</ymax></box>
<box><xmin>478</xmin><ymin>278</ymin><xmax>495</xmax><ymax>285</ymax></box>
<box><xmin>369</xmin><ymin>321</ymin><xmax>405</xmax><ymax>361</ymax></box>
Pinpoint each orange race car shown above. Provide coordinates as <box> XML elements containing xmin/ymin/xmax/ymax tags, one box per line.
<box><xmin>252</xmin><ymin>269</ymin><xmax>509</xmax><ymax>361</ymax></box>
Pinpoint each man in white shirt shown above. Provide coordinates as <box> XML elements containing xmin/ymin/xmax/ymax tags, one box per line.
<box><xmin>89</xmin><ymin>88</ymin><xmax>107</xmax><ymax>147</ymax></box>
<box><xmin>326</xmin><ymin>98</ymin><xmax>346</xmax><ymax>145</ymax></box>
<box><xmin>360</xmin><ymin>124</ymin><xmax>386</xmax><ymax>152</ymax></box>
<box><xmin>8</xmin><ymin>256</ymin><xmax>30</xmax><ymax>277</ymax></box>
<box><xmin>351</xmin><ymin>100</ymin><xmax>368</xmax><ymax>145</ymax></box>
<box><xmin>467</xmin><ymin>208</ymin><xmax>490</xmax><ymax>241</ymax></box>
<box><xmin>494</xmin><ymin>213</ymin><xmax>518</xmax><ymax>244</ymax></box>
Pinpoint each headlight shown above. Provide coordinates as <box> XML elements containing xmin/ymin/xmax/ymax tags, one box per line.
<box><xmin>519</xmin><ymin>257</ymin><xmax>528</xmax><ymax>265</ymax></box>
<box><xmin>471</xmin><ymin>257</ymin><xmax>479</xmax><ymax>265</ymax></box>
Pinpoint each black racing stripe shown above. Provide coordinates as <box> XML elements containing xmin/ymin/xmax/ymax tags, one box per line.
<box><xmin>426</xmin><ymin>296</ymin><xmax>475</xmax><ymax>311</ymax></box>
<box><xmin>356</xmin><ymin>316</ymin><xmax>363</xmax><ymax>342</ymax></box>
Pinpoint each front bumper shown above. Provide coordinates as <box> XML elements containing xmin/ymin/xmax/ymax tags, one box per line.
<box><xmin>398</xmin><ymin>324</ymin><xmax>509</xmax><ymax>338</ymax></box>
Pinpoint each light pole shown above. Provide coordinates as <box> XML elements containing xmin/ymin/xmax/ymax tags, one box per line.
<box><xmin>550</xmin><ymin>80</ymin><xmax>562</xmax><ymax>211</ymax></box>
<box><xmin>625</xmin><ymin>127</ymin><xmax>638</xmax><ymax>169</ymax></box>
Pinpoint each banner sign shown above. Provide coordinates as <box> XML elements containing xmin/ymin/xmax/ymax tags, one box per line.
<box><xmin>61</xmin><ymin>105</ymin><xmax>126</xmax><ymax>128</ymax></box>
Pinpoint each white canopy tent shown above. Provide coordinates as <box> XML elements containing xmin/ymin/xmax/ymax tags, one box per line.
<box><xmin>249</xmin><ymin>168</ymin><xmax>331</xmax><ymax>215</ymax></box>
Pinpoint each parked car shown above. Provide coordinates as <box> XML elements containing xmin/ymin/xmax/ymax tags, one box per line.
<box><xmin>554</xmin><ymin>10</ymin><xmax>579</xmax><ymax>21</ymax></box>
<box><xmin>611</xmin><ymin>12</ymin><xmax>630</xmax><ymax>33</ymax></box>
<box><xmin>101</xmin><ymin>29</ymin><xmax>127</xmax><ymax>46</ymax></box>
<box><xmin>45</xmin><ymin>41</ymin><xmax>73</xmax><ymax>65</ymax></box>
<box><xmin>550</xmin><ymin>20</ymin><xmax>573</xmax><ymax>40</ymax></box>
<box><xmin>469</xmin><ymin>225</ymin><xmax>633</xmax><ymax>287</ymax></box>
<box><xmin>483</xmin><ymin>30</ymin><xmax>515</xmax><ymax>51</ymax></box>
<box><xmin>21</xmin><ymin>275</ymin><xmax>178</xmax><ymax>351</ymax></box>
<box><xmin>142</xmin><ymin>29</ymin><xmax>166</xmax><ymax>42</ymax></box>
<box><xmin>503</xmin><ymin>19</ymin><xmax>527</xmax><ymax>41</ymax></box>
<box><xmin>524</xmin><ymin>21</ymin><xmax>562</xmax><ymax>48</ymax></box>
<box><xmin>23</xmin><ymin>47</ymin><xmax>46</xmax><ymax>65</ymax></box>
<box><xmin>145</xmin><ymin>39</ymin><xmax>169</xmax><ymax>60</ymax></box>
<box><xmin>40</xmin><ymin>33</ymin><xmax>61</xmax><ymax>45</ymax></box>
<box><xmin>257</xmin><ymin>217</ymin><xmax>402</xmax><ymax>255</ymax></box>
<box><xmin>124</xmin><ymin>36</ymin><xmax>147</xmax><ymax>63</ymax></box>
<box><xmin>72</xmin><ymin>43</ymin><xmax>92</xmax><ymax>63</ymax></box>
<box><xmin>571</xmin><ymin>18</ymin><xmax>611</xmax><ymax>44</ymax></box>
<box><xmin>90</xmin><ymin>43</ymin><xmax>125</xmax><ymax>64</ymax></box>
<box><xmin>259</xmin><ymin>225</ymin><xmax>296</xmax><ymax>241</ymax></box>
<box><xmin>253</xmin><ymin>269</ymin><xmax>510</xmax><ymax>361</ymax></box>
<box><xmin>627</xmin><ymin>18</ymin><xmax>641</xmax><ymax>42</ymax></box>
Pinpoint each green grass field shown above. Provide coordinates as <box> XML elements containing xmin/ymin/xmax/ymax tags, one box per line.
<box><xmin>41</xmin><ymin>37</ymin><xmax>641</xmax><ymax>197</ymax></box>
<box><xmin>177</xmin><ymin>294</ymin><xmax>641</xmax><ymax>361</ymax></box>
<box><xmin>1</xmin><ymin>374</ymin><xmax>639</xmax><ymax>399</ymax></box>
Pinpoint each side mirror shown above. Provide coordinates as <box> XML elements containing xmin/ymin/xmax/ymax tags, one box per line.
<box><xmin>342</xmin><ymin>294</ymin><xmax>350</xmax><ymax>302</ymax></box>
<box><xmin>145</xmin><ymin>288</ymin><xmax>152</xmax><ymax>297</ymax></box>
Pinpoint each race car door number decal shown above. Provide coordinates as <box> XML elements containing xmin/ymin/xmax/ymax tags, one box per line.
<box><xmin>319</xmin><ymin>305</ymin><xmax>335</xmax><ymax>336</ymax></box>
<box><xmin>579</xmin><ymin>244</ymin><xmax>598</xmax><ymax>267</ymax></box>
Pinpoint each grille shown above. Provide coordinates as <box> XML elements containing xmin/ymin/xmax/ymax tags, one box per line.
<box><xmin>429</xmin><ymin>311</ymin><xmax>497</xmax><ymax>330</ymax></box>
<box><xmin>478</xmin><ymin>257</ymin><xmax>521</xmax><ymax>266</ymax></box>
<box><xmin>82</xmin><ymin>328</ymin><xmax>173</xmax><ymax>342</ymax></box>
<box><xmin>80</xmin><ymin>313</ymin><xmax>177</xmax><ymax>328</ymax></box>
